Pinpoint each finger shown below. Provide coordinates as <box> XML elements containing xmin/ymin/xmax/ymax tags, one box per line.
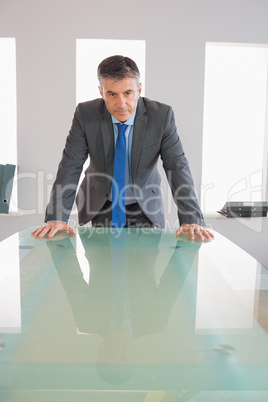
<box><xmin>47</xmin><ymin>222</ymin><xmax>66</xmax><ymax>237</ymax></box>
<box><xmin>208</xmin><ymin>230</ymin><xmax>215</xmax><ymax>239</ymax></box>
<box><xmin>31</xmin><ymin>228</ymin><xmax>39</xmax><ymax>235</ymax></box>
<box><xmin>48</xmin><ymin>224</ymin><xmax>75</xmax><ymax>237</ymax></box>
<box><xmin>31</xmin><ymin>226</ymin><xmax>45</xmax><ymax>235</ymax></box>
<box><xmin>201</xmin><ymin>231</ymin><xmax>210</xmax><ymax>240</ymax></box>
<box><xmin>176</xmin><ymin>224</ymin><xmax>190</xmax><ymax>236</ymax></box>
<box><xmin>32</xmin><ymin>226</ymin><xmax>47</xmax><ymax>237</ymax></box>
<box><xmin>202</xmin><ymin>230</ymin><xmax>213</xmax><ymax>240</ymax></box>
<box><xmin>57</xmin><ymin>224</ymin><xmax>75</xmax><ymax>234</ymax></box>
<box><xmin>176</xmin><ymin>227</ymin><xmax>183</xmax><ymax>236</ymax></box>
<box><xmin>189</xmin><ymin>227</ymin><xmax>196</xmax><ymax>240</ymax></box>
<box><xmin>201</xmin><ymin>228</ymin><xmax>214</xmax><ymax>240</ymax></box>
<box><xmin>48</xmin><ymin>227</ymin><xmax>59</xmax><ymax>237</ymax></box>
<box><xmin>66</xmin><ymin>225</ymin><xmax>76</xmax><ymax>234</ymax></box>
<box><xmin>39</xmin><ymin>226</ymin><xmax>54</xmax><ymax>238</ymax></box>
<box><xmin>195</xmin><ymin>229</ymin><xmax>204</xmax><ymax>241</ymax></box>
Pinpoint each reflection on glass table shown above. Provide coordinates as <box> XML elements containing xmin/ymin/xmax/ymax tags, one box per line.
<box><xmin>0</xmin><ymin>227</ymin><xmax>268</xmax><ymax>402</ymax></box>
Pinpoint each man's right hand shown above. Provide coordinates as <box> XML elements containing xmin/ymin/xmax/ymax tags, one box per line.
<box><xmin>31</xmin><ymin>221</ymin><xmax>76</xmax><ymax>238</ymax></box>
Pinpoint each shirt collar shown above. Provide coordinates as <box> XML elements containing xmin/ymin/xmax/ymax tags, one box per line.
<box><xmin>111</xmin><ymin>110</ymin><xmax>136</xmax><ymax>126</ymax></box>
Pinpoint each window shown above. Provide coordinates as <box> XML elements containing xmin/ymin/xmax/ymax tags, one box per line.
<box><xmin>201</xmin><ymin>43</ymin><xmax>268</xmax><ymax>212</ymax></box>
<box><xmin>76</xmin><ymin>39</ymin><xmax>146</xmax><ymax>103</ymax></box>
<box><xmin>0</xmin><ymin>38</ymin><xmax>17</xmax><ymax>165</ymax></box>
<box><xmin>0</xmin><ymin>38</ymin><xmax>17</xmax><ymax>212</ymax></box>
<box><xmin>71</xmin><ymin>39</ymin><xmax>146</xmax><ymax>221</ymax></box>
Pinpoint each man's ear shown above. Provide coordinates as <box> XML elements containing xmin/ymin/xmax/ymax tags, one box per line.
<box><xmin>98</xmin><ymin>85</ymin><xmax>104</xmax><ymax>98</ymax></box>
<box><xmin>138</xmin><ymin>82</ymin><xmax>142</xmax><ymax>96</ymax></box>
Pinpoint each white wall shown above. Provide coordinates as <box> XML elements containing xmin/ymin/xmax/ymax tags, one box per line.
<box><xmin>1</xmin><ymin>0</ymin><xmax>268</xmax><ymax>266</ymax></box>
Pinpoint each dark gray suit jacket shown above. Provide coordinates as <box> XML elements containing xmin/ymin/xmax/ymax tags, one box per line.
<box><xmin>45</xmin><ymin>97</ymin><xmax>204</xmax><ymax>227</ymax></box>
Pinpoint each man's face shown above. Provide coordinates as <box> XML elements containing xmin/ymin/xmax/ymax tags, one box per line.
<box><xmin>99</xmin><ymin>76</ymin><xmax>142</xmax><ymax>122</ymax></box>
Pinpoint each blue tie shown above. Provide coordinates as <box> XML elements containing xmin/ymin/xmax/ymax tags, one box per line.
<box><xmin>112</xmin><ymin>123</ymin><xmax>128</xmax><ymax>228</ymax></box>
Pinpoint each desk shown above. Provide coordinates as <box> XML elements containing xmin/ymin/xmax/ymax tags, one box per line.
<box><xmin>0</xmin><ymin>227</ymin><xmax>268</xmax><ymax>401</ymax></box>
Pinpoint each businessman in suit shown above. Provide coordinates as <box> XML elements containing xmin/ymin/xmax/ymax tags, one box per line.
<box><xmin>32</xmin><ymin>55</ymin><xmax>213</xmax><ymax>241</ymax></box>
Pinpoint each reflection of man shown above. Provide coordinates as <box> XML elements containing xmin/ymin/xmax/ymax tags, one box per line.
<box><xmin>32</xmin><ymin>55</ymin><xmax>213</xmax><ymax>242</ymax></box>
<box><xmin>47</xmin><ymin>229</ymin><xmax>200</xmax><ymax>383</ymax></box>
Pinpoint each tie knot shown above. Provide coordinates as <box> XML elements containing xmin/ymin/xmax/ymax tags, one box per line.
<box><xmin>116</xmin><ymin>123</ymin><xmax>128</xmax><ymax>136</ymax></box>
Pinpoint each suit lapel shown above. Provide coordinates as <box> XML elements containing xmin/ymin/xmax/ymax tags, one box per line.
<box><xmin>131</xmin><ymin>98</ymin><xmax>147</xmax><ymax>182</ymax></box>
<box><xmin>100</xmin><ymin>102</ymin><xmax>115</xmax><ymax>180</ymax></box>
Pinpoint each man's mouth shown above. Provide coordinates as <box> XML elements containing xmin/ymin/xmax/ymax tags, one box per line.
<box><xmin>114</xmin><ymin>109</ymin><xmax>129</xmax><ymax>113</ymax></box>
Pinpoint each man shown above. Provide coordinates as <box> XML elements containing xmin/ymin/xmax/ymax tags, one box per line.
<box><xmin>32</xmin><ymin>55</ymin><xmax>213</xmax><ymax>241</ymax></box>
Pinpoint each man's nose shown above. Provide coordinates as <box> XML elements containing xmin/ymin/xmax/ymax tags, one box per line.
<box><xmin>117</xmin><ymin>94</ymin><xmax>126</xmax><ymax>108</ymax></box>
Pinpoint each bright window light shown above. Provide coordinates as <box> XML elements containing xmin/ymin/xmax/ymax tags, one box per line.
<box><xmin>0</xmin><ymin>38</ymin><xmax>17</xmax><ymax>213</ymax></box>
<box><xmin>196</xmin><ymin>234</ymin><xmax>258</xmax><ymax>332</ymax></box>
<box><xmin>76</xmin><ymin>39</ymin><xmax>146</xmax><ymax>103</ymax></box>
<box><xmin>0</xmin><ymin>38</ymin><xmax>17</xmax><ymax>165</ymax></box>
<box><xmin>73</xmin><ymin>39</ymin><xmax>146</xmax><ymax>218</ymax></box>
<box><xmin>0</xmin><ymin>233</ymin><xmax>21</xmax><ymax>333</ymax></box>
<box><xmin>201</xmin><ymin>43</ymin><xmax>268</xmax><ymax>212</ymax></box>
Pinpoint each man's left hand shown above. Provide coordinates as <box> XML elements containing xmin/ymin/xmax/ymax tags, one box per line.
<box><xmin>176</xmin><ymin>224</ymin><xmax>214</xmax><ymax>241</ymax></box>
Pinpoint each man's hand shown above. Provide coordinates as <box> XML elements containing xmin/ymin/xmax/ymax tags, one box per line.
<box><xmin>31</xmin><ymin>221</ymin><xmax>76</xmax><ymax>238</ymax></box>
<box><xmin>176</xmin><ymin>224</ymin><xmax>214</xmax><ymax>241</ymax></box>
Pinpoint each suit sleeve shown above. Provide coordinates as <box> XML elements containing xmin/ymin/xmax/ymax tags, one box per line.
<box><xmin>45</xmin><ymin>104</ymin><xmax>89</xmax><ymax>223</ymax></box>
<box><xmin>160</xmin><ymin>106</ymin><xmax>205</xmax><ymax>226</ymax></box>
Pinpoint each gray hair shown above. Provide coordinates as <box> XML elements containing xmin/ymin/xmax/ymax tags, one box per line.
<box><xmin>97</xmin><ymin>55</ymin><xmax>140</xmax><ymax>88</ymax></box>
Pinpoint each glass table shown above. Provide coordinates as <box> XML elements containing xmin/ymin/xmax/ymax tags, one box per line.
<box><xmin>0</xmin><ymin>227</ymin><xmax>268</xmax><ymax>401</ymax></box>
